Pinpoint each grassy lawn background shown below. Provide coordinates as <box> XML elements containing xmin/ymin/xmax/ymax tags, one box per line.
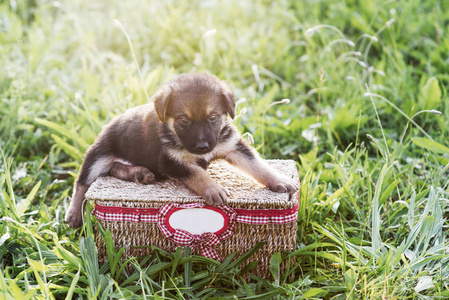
<box><xmin>1</xmin><ymin>0</ymin><xmax>448</xmax><ymax>298</ymax></box>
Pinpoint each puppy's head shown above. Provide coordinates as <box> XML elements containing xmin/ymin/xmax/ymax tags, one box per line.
<box><xmin>154</xmin><ymin>73</ymin><xmax>235</xmax><ymax>154</ymax></box>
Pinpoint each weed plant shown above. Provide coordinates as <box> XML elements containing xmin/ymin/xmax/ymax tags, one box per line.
<box><xmin>1</xmin><ymin>0</ymin><xmax>448</xmax><ymax>298</ymax></box>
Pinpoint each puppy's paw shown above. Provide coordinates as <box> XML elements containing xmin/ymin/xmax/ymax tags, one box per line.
<box><xmin>202</xmin><ymin>185</ymin><xmax>229</xmax><ymax>206</ymax></box>
<box><xmin>267</xmin><ymin>176</ymin><xmax>299</xmax><ymax>194</ymax></box>
<box><xmin>133</xmin><ymin>167</ymin><xmax>155</xmax><ymax>185</ymax></box>
<box><xmin>65</xmin><ymin>207</ymin><xmax>83</xmax><ymax>228</ymax></box>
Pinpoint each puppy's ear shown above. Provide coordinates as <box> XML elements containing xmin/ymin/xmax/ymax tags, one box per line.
<box><xmin>153</xmin><ymin>86</ymin><xmax>172</xmax><ymax>122</ymax></box>
<box><xmin>220</xmin><ymin>81</ymin><xmax>235</xmax><ymax>119</ymax></box>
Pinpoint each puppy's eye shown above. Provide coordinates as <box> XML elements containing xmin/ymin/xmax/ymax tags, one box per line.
<box><xmin>178</xmin><ymin>116</ymin><xmax>190</xmax><ymax>126</ymax></box>
<box><xmin>209</xmin><ymin>114</ymin><xmax>218</xmax><ymax>122</ymax></box>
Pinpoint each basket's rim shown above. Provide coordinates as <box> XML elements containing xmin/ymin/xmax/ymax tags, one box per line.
<box><xmin>86</xmin><ymin>159</ymin><xmax>299</xmax><ymax>209</ymax></box>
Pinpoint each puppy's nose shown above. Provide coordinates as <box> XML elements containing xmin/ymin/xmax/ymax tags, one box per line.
<box><xmin>195</xmin><ymin>141</ymin><xmax>209</xmax><ymax>152</ymax></box>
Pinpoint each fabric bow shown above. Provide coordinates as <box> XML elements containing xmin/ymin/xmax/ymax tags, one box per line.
<box><xmin>173</xmin><ymin>229</ymin><xmax>222</xmax><ymax>261</ymax></box>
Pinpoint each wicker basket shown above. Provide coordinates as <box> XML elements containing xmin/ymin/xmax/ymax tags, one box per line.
<box><xmin>87</xmin><ymin>159</ymin><xmax>299</xmax><ymax>278</ymax></box>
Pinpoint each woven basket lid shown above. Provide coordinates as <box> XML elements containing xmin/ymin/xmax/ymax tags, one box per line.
<box><xmin>86</xmin><ymin>159</ymin><xmax>299</xmax><ymax>210</ymax></box>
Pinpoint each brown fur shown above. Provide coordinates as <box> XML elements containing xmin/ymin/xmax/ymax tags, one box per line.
<box><xmin>65</xmin><ymin>73</ymin><xmax>298</xmax><ymax>228</ymax></box>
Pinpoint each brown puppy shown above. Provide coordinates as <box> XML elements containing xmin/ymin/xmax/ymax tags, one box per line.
<box><xmin>65</xmin><ymin>73</ymin><xmax>298</xmax><ymax>228</ymax></box>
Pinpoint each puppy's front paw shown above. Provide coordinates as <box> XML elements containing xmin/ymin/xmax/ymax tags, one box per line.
<box><xmin>202</xmin><ymin>185</ymin><xmax>229</xmax><ymax>206</ymax></box>
<box><xmin>133</xmin><ymin>167</ymin><xmax>155</xmax><ymax>185</ymax></box>
<box><xmin>65</xmin><ymin>207</ymin><xmax>83</xmax><ymax>228</ymax></box>
<box><xmin>267</xmin><ymin>177</ymin><xmax>299</xmax><ymax>194</ymax></box>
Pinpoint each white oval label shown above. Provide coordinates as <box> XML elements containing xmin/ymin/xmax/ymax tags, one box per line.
<box><xmin>168</xmin><ymin>208</ymin><xmax>226</xmax><ymax>235</ymax></box>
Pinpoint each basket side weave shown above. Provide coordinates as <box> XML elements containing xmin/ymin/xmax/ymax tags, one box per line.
<box><xmin>95</xmin><ymin>219</ymin><xmax>297</xmax><ymax>278</ymax></box>
<box><xmin>91</xmin><ymin>159</ymin><xmax>299</xmax><ymax>278</ymax></box>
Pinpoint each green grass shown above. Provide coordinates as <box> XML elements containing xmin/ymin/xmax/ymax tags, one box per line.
<box><xmin>1</xmin><ymin>0</ymin><xmax>449</xmax><ymax>298</ymax></box>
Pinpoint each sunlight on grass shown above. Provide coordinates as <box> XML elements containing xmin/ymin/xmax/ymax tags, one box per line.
<box><xmin>1</xmin><ymin>0</ymin><xmax>448</xmax><ymax>298</ymax></box>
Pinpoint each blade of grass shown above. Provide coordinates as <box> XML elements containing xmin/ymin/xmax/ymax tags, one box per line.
<box><xmin>183</xmin><ymin>247</ymin><xmax>192</xmax><ymax>288</ymax></box>
<box><xmin>171</xmin><ymin>247</ymin><xmax>183</xmax><ymax>278</ymax></box>
<box><xmin>28</xmin><ymin>258</ymin><xmax>50</xmax><ymax>300</ymax></box>
<box><xmin>226</xmin><ymin>242</ymin><xmax>266</xmax><ymax>270</ymax></box>
<box><xmin>0</xmin><ymin>148</ymin><xmax>19</xmax><ymax>221</ymax></box>
<box><xmin>269</xmin><ymin>252</ymin><xmax>281</xmax><ymax>285</ymax></box>
<box><xmin>371</xmin><ymin>163</ymin><xmax>392</xmax><ymax>256</ymax></box>
<box><xmin>79</xmin><ymin>236</ymin><xmax>101</xmax><ymax>298</ymax></box>
<box><xmin>50</xmin><ymin>134</ymin><xmax>83</xmax><ymax>162</ymax></box>
<box><xmin>64</xmin><ymin>269</ymin><xmax>80</xmax><ymax>300</ymax></box>
<box><xmin>18</xmin><ymin>181</ymin><xmax>41</xmax><ymax>217</ymax></box>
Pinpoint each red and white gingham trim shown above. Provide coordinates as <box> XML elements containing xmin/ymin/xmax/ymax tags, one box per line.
<box><xmin>93</xmin><ymin>202</ymin><xmax>299</xmax><ymax>225</ymax></box>
<box><xmin>156</xmin><ymin>202</ymin><xmax>237</xmax><ymax>261</ymax></box>
<box><xmin>93</xmin><ymin>206</ymin><xmax>159</xmax><ymax>223</ymax></box>
<box><xmin>172</xmin><ymin>229</ymin><xmax>222</xmax><ymax>260</ymax></box>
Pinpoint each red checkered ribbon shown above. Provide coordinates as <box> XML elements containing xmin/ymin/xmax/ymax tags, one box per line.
<box><xmin>93</xmin><ymin>206</ymin><xmax>159</xmax><ymax>223</ymax></box>
<box><xmin>156</xmin><ymin>202</ymin><xmax>236</xmax><ymax>261</ymax></box>
<box><xmin>93</xmin><ymin>202</ymin><xmax>299</xmax><ymax>225</ymax></box>
<box><xmin>172</xmin><ymin>230</ymin><xmax>222</xmax><ymax>261</ymax></box>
